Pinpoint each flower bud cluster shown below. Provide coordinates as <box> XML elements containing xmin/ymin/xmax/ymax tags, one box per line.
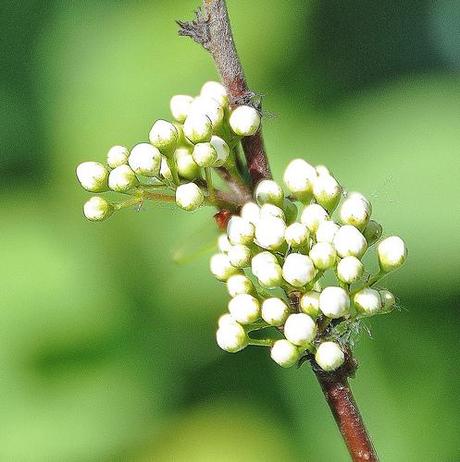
<box><xmin>76</xmin><ymin>81</ymin><xmax>262</xmax><ymax>221</ymax></box>
<box><xmin>212</xmin><ymin>159</ymin><xmax>407</xmax><ymax>370</ymax></box>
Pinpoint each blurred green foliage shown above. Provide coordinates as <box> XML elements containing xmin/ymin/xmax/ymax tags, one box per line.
<box><xmin>1</xmin><ymin>1</ymin><xmax>459</xmax><ymax>460</ymax></box>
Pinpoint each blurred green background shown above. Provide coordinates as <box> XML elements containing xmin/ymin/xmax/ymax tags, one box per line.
<box><xmin>2</xmin><ymin>1</ymin><xmax>459</xmax><ymax>460</ymax></box>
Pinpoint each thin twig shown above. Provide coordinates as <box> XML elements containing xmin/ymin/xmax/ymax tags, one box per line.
<box><xmin>178</xmin><ymin>0</ymin><xmax>272</xmax><ymax>186</ymax></box>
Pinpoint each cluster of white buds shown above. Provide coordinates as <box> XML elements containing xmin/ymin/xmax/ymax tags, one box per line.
<box><xmin>76</xmin><ymin>81</ymin><xmax>261</xmax><ymax>220</ymax></box>
<box><xmin>212</xmin><ymin>159</ymin><xmax>407</xmax><ymax>370</ymax></box>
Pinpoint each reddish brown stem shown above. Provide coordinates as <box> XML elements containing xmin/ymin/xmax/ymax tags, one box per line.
<box><xmin>177</xmin><ymin>0</ymin><xmax>272</xmax><ymax>186</ymax></box>
<box><xmin>312</xmin><ymin>355</ymin><xmax>379</xmax><ymax>462</ymax></box>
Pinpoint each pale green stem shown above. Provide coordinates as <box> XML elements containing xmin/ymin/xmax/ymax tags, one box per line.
<box><xmin>248</xmin><ymin>338</ymin><xmax>275</xmax><ymax>347</ymax></box>
<box><xmin>205</xmin><ymin>167</ymin><xmax>216</xmax><ymax>202</ymax></box>
<box><xmin>167</xmin><ymin>157</ymin><xmax>180</xmax><ymax>186</ymax></box>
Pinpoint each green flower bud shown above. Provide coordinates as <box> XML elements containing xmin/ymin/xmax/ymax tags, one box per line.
<box><xmin>229</xmin><ymin>105</ymin><xmax>260</xmax><ymax>136</ymax></box>
<box><xmin>315</xmin><ymin>342</ymin><xmax>344</xmax><ymax>372</ymax></box>
<box><xmin>259</xmin><ymin>203</ymin><xmax>285</xmax><ymax>221</ymax></box>
<box><xmin>363</xmin><ymin>220</ymin><xmax>383</xmax><ymax>246</ymax></box>
<box><xmin>108</xmin><ymin>165</ymin><xmax>138</xmax><ymax>192</ymax></box>
<box><xmin>283</xmin><ymin>199</ymin><xmax>298</xmax><ymax>225</ymax></box>
<box><xmin>270</xmin><ymin>339</ymin><xmax>300</xmax><ymax>368</ymax></box>
<box><xmin>76</xmin><ymin>161</ymin><xmax>109</xmax><ymax>192</ymax></box>
<box><xmin>379</xmin><ymin>289</ymin><xmax>396</xmax><ymax>312</ymax></box>
<box><xmin>316</xmin><ymin>220</ymin><xmax>340</xmax><ymax>244</ymax></box>
<box><xmin>175</xmin><ymin>182</ymin><xmax>204</xmax><ymax>211</ymax></box>
<box><xmin>107</xmin><ymin>145</ymin><xmax>129</xmax><ymax>168</ymax></box>
<box><xmin>217</xmin><ymin>233</ymin><xmax>232</xmax><ymax>253</ymax></box>
<box><xmin>227</xmin><ymin>216</ymin><xmax>255</xmax><ymax>245</ymax></box>
<box><xmin>377</xmin><ymin>236</ymin><xmax>407</xmax><ymax>272</ymax></box>
<box><xmin>83</xmin><ymin>196</ymin><xmax>113</xmax><ymax>222</ymax></box>
<box><xmin>284</xmin><ymin>313</ymin><xmax>317</xmax><ymax>346</ymax></box>
<box><xmin>240</xmin><ymin>202</ymin><xmax>260</xmax><ymax>226</ymax></box>
<box><xmin>159</xmin><ymin>155</ymin><xmax>173</xmax><ymax>181</ymax></box>
<box><xmin>339</xmin><ymin>194</ymin><xmax>372</xmax><ymax>230</ymax></box>
<box><xmin>190</xmin><ymin>96</ymin><xmax>224</xmax><ymax>128</ymax></box>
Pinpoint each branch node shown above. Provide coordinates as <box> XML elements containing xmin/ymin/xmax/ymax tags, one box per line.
<box><xmin>177</xmin><ymin>8</ymin><xmax>211</xmax><ymax>49</ymax></box>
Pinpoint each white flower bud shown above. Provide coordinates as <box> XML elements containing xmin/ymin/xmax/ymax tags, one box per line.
<box><xmin>228</xmin><ymin>244</ymin><xmax>252</xmax><ymax>268</ymax></box>
<box><xmin>83</xmin><ymin>196</ymin><xmax>113</xmax><ymax>222</ymax></box>
<box><xmin>200</xmin><ymin>81</ymin><xmax>228</xmax><ymax>107</ymax></box>
<box><xmin>282</xmin><ymin>253</ymin><xmax>316</xmax><ymax>288</ymax></box>
<box><xmin>285</xmin><ymin>222</ymin><xmax>310</xmax><ymax>248</ymax></box>
<box><xmin>217</xmin><ymin>233</ymin><xmax>232</xmax><ymax>253</ymax></box>
<box><xmin>300</xmin><ymin>204</ymin><xmax>329</xmax><ymax>232</ymax></box>
<box><xmin>259</xmin><ymin>203</ymin><xmax>285</xmax><ymax>221</ymax></box>
<box><xmin>192</xmin><ymin>142</ymin><xmax>217</xmax><ymax>168</ymax></box>
<box><xmin>170</xmin><ymin>95</ymin><xmax>194</xmax><ymax>123</ymax></box>
<box><xmin>148</xmin><ymin>120</ymin><xmax>178</xmax><ymax>154</ymax></box>
<box><xmin>108</xmin><ymin>165</ymin><xmax>138</xmax><ymax>192</ymax></box>
<box><xmin>300</xmin><ymin>291</ymin><xmax>321</xmax><ymax>318</ymax></box>
<box><xmin>190</xmin><ymin>96</ymin><xmax>224</xmax><ymax>128</ymax></box>
<box><xmin>210</xmin><ymin>136</ymin><xmax>230</xmax><ymax>167</ymax></box>
<box><xmin>255</xmin><ymin>216</ymin><xmax>286</xmax><ymax>250</ymax></box>
<box><xmin>316</xmin><ymin>220</ymin><xmax>340</xmax><ymax>244</ymax></box>
<box><xmin>107</xmin><ymin>145</ymin><xmax>129</xmax><ymax>168</ymax></box>
<box><xmin>175</xmin><ymin>182</ymin><xmax>204</xmax><ymax>211</ymax></box>
<box><xmin>284</xmin><ymin>313</ymin><xmax>317</xmax><ymax>346</ymax></box>
<box><xmin>255</xmin><ymin>180</ymin><xmax>284</xmax><ymax>208</ymax></box>
<box><xmin>315</xmin><ymin>342</ymin><xmax>344</xmax><ymax>371</ymax></box>
<box><xmin>313</xmin><ymin>174</ymin><xmax>342</xmax><ymax>212</ymax></box>
<box><xmin>261</xmin><ymin>297</ymin><xmax>290</xmax><ymax>326</ymax></box>
<box><xmin>175</xmin><ymin>148</ymin><xmax>200</xmax><ymax>180</ymax></box>
<box><xmin>183</xmin><ymin>112</ymin><xmax>213</xmax><ymax>143</ymax></box>
<box><xmin>210</xmin><ymin>253</ymin><xmax>239</xmax><ymax>281</ymax></box>
<box><xmin>271</xmin><ymin>339</ymin><xmax>300</xmax><ymax>368</ymax></box>
<box><xmin>228</xmin><ymin>294</ymin><xmax>260</xmax><ymax>324</ymax></box>
<box><xmin>251</xmin><ymin>251</ymin><xmax>278</xmax><ymax>271</ymax></box>
<box><xmin>283</xmin><ymin>159</ymin><xmax>317</xmax><ymax>202</ymax></box>
<box><xmin>226</xmin><ymin>274</ymin><xmax>254</xmax><ymax>297</ymax></box>
<box><xmin>339</xmin><ymin>196</ymin><xmax>372</xmax><ymax>230</ymax></box>
<box><xmin>319</xmin><ymin>286</ymin><xmax>350</xmax><ymax>318</ymax></box>
<box><xmin>315</xmin><ymin>164</ymin><xmax>330</xmax><ymax>176</ymax></box>
<box><xmin>216</xmin><ymin>322</ymin><xmax>248</xmax><ymax>353</ymax></box>
<box><xmin>336</xmin><ymin>256</ymin><xmax>364</xmax><ymax>284</ymax></box>
<box><xmin>377</xmin><ymin>236</ymin><xmax>407</xmax><ymax>272</ymax></box>
<box><xmin>128</xmin><ymin>143</ymin><xmax>161</xmax><ymax>177</ymax></box>
<box><xmin>159</xmin><ymin>155</ymin><xmax>173</xmax><ymax>181</ymax></box>
<box><xmin>379</xmin><ymin>289</ymin><xmax>396</xmax><ymax>311</ymax></box>
<box><xmin>333</xmin><ymin>225</ymin><xmax>368</xmax><ymax>259</ymax></box>
<box><xmin>227</xmin><ymin>216</ymin><xmax>255</xmax><ymax>245</ymax></box>
<box><xmin>217</xmin><ymin>313</ymin><xmax>237</xmax><ymax>328</ymax></box>
<box><xmin>256</xmin><ymin>263</ymin><xmax>283</xmax><ymax>289</ymax></box>
<box><xmin>229</xmin><ymin>105</ymin><xmax>261</xmax><ymax>136</ymax></box>
<box><xmin>363</xmin><ymin>220</ymin><xmax>383</xmax><ymax>246</ymax></box>
<box><xmin>353</xmin><ymin>288</ymin><xmax>382</xmax><ymax>316</ymax></box>
<box><xmin>310</xmin><ymin>242</ymin><xmax>337</xmax><ymax>270</ymax></box>
<box><xmin>240</xmin><ymin>202</ymin><xmax>261</xmax><ymax>226</ymax></box>
<box><xmin>76</xmin><ymin>161</ymin><xmax>109</xmax><ymax>192</ymax></box>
